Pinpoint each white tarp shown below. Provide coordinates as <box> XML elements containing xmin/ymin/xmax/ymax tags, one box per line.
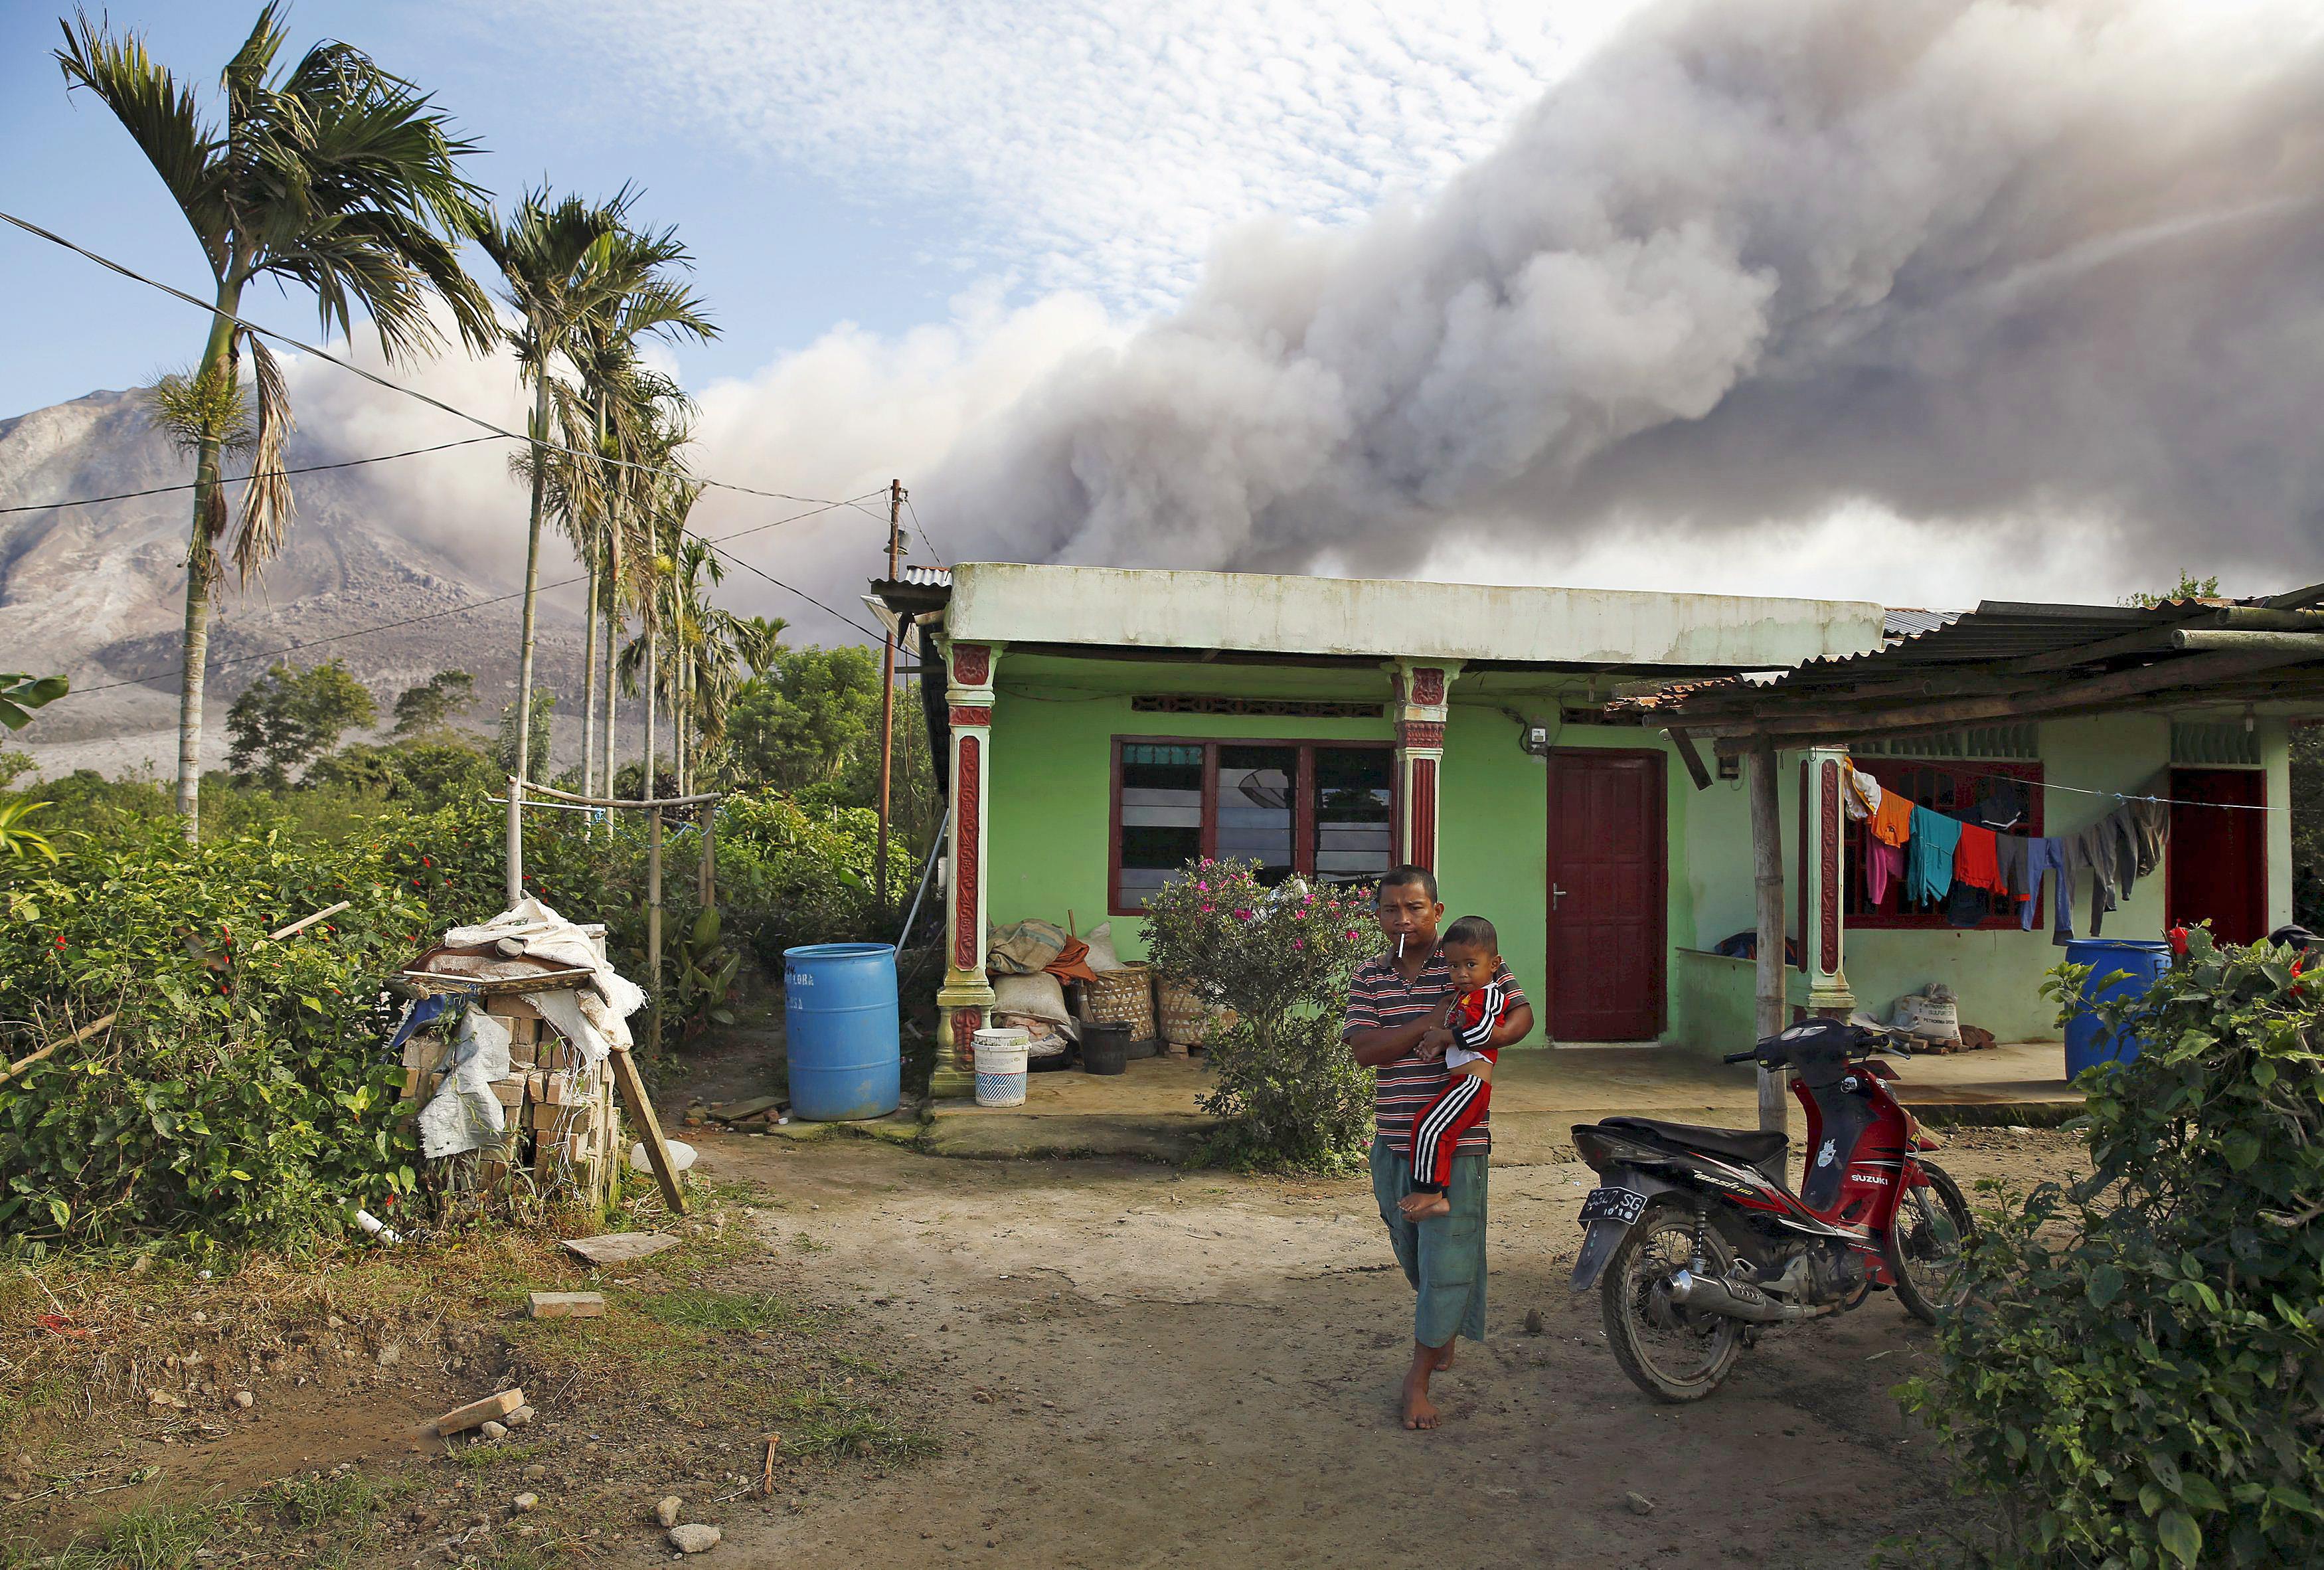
<box><xmin>417</xmin><ymin>1007</ymin><xmax>513</xmax><ymax>1159</ymax></box>
<box><xmin>443</xmin><ymin>896</ymin><xmax>647</xmax><ymax>1024</ymax></box>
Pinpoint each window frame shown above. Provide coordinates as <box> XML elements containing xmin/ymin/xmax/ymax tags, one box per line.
<box><xmin>1107</xmin><ymin>734</ymin><xmax>1398</xmax><ymax>916</ymax></box>
<box><xmin>1843</xmin><ymin>756</ymin><xmax>2045</xmax><ymax>932</ymax></box>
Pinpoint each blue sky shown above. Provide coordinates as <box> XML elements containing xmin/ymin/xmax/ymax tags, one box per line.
<box><xmin>0</xmin><ymin>1</ymin><xmax>1602</xmax><ymax>417</ymax></box>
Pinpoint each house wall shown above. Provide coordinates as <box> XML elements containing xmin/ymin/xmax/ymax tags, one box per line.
<box><xmin>980</xmin><ymin>656</ymin><xmax>2294</xmax><ymax>1056</ymax></box>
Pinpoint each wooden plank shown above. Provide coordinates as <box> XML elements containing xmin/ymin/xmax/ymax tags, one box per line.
<box><xmin>1666</xmin><ymin>728</ymin><xmax>1712</xmax><ymax>792</ymax></box>
<box><xmin>607</xmin><ymin>1045</ymin><xmax>686</xmax><ymax>1215</ymax></box>
<box><xmin>1</xmin><ymin>1013</ymin><xmax>118</xmax><ymax>1087</ymax></box>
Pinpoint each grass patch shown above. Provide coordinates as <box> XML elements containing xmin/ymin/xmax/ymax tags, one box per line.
<box><xmin>23</xmin><ymin>1500</ymin><xmax>241</xmax><ymax>1570</ymax></box>
<box><xmin>438</xmin><ymin>1439</ymin><xmax>546</xmax><ymax>1473</ymax></box>
<box><xmin>770</xmin><ymin>1382</ymin><xmax>940</xmax><ymax>1464</ymax></box>
<box><xmin>632</xmin><ymin>1286</ymin><xmax>821</xmax><ymax>1335</ymax></box>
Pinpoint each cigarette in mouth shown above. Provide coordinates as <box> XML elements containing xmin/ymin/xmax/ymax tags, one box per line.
<box><xmin>1397</xmin><ymin>933</ymin><xmax>1406</xmax><ymax>959</ymax></box>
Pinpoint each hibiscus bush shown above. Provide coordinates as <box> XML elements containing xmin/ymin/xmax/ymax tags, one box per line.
<box><xmin>1138</xmin><ymin>858</ymin><xmax>1378</xmax><ymax>1172</ymax></box>
<box><xmin>1898</xmin><ymin>926</ymin><xmax>2324</xmax><ymax>1567</ymax></box>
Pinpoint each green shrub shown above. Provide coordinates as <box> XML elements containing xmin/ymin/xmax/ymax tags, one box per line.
<box><xmin>1138</xmin><ymin>859</ymin><xmax>1377</xmax><ymax>1172</ymax></box>
<box><xmin>1900</xmin><ymin>926</ymin><xmax>2324</xmax><ymax>1567</ymax></box>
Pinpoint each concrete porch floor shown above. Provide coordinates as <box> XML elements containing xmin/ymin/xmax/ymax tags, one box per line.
<box><xmin>922</xmin><ymin>1041</ymin><xmax>2081</xmax><ymax>1164</ymax></box>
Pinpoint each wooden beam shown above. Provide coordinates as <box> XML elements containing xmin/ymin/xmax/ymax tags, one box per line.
<box><xmin>606</xmin><ymin>1045</ymin><xmax>686</xmax><ymax>1214</ymax></box>
<box><xmin>1708</xmin><ymin>648</ymin><xmax>2323</xmax><ymax>754</ymax></box>
<box><xmin>1667</xmin><ymin>728</ymin><xmax>1713</xmax><ymax>791</ymax></box>
<box><xmin>2262</xmin><ymin>581</ymin><xmax>2324</xmax><ymax>611</ymax></box>
<box><xmin>1746</xmin><ymin>744</ymin><xmax>1789</xmax><ymax>1136</ymax></box>
<box><xmin>2010</xmin><ymin>626</ymin><xmax>2324</xmax><ymax>675</ymax></box>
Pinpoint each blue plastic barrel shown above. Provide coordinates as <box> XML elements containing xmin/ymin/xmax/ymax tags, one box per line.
<box><xmin>2062</xmin><ymin>938</ymin><xmax>2171</xmax><ymax>1077</ymax></box>
<box><xmin>783</xmin><ymin>943</ymin><xmax>901</xmax><ymax>1120</ymax></box>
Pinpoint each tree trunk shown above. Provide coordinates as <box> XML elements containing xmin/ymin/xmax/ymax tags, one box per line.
<box><xmin>644</xmin><ymin>617</ymin><xmax>658</xmax><ymax>806</ymax></box>
<box><xmin>173</xmin><ymin>296</ymin><xmax>242</xmax><ymax>844</ymax></box>
<box><xmin>580</xmin><ymin>546</ymin><xmax>599</xmax><ymax>800</ymax></box>
<box><xmin>508</xmin><ymin>370</ymin><xmax>553</xmax><ymax>907</ymax></box>
<box><xmin>603</xmin><ymin>598</ymin><xmax>620</xmax><ymax>797</ymax></box>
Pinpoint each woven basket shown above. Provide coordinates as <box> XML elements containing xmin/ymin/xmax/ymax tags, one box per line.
<box><xmin>1082</xmin><ymin>963</ymin><xmax>1155</xmax><ymax>1039</ymax></box>
<box><xmin>1158</xmin><ymin>979</ymin><xmax>1236</xmax><ymax>1048</ymax></box>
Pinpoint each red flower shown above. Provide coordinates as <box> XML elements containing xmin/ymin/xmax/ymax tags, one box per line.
<box><xmin>2167</xmin><ymin>926</ymin><xmax>2190</xmax><ymax>957</ymax></box>
<box><xmin>52</xmin><ymin>934</ymin><xmax>66</xmax><ymax>950</ymax></box>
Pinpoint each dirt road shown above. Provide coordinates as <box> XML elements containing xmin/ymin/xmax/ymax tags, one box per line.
<box><xmin>598</xmin><ymin>1127</ymin><xmax>2074</xmax><ymax>1569</ymax></box>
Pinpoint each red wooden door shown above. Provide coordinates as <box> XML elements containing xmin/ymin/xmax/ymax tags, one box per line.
<box><xmin>1545</xmin><ymin>751</ymin><xmax>1667</xmax><ymax>1040</ymax></box>
<box><xmin>2167</xmin><ymin>768</ymin><xmax>2267</xmax><ymax>943</ymax></box>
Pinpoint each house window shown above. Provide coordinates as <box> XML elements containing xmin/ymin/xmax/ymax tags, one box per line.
<box><xmin>1110</xmin><ymin>737</ymin><xmax>1394</xmax><ymax>912</ymax></box>
<box><xmin>1845</xmin><ymin>758</ymin><xmax>2043</xmax><ymax>930</ymax></box>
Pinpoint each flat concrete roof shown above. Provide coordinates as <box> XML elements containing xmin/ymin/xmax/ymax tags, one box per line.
<box><xmin>945</xmin><ymin>563</ymin><xmax>1886</xmax><ymax>672</ymax></box>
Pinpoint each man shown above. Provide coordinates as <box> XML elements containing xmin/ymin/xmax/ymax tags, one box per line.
<box><xmin>1343</xmin><ymin>865</ymin><xmax>1533</xmax><ymax>1430</ymax></box>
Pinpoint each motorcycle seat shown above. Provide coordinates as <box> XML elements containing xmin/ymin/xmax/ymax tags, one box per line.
<box><xmin>1602</xmin><ymin>1116</ymin><xmax>1788</xmax><ymax>1168</ymax></box>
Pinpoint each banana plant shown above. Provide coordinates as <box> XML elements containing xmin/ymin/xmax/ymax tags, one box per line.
<box><xmin>671</xmin><ymin>905</ymin><xmax>743</xmax><ymax>1039</ymax></box>
<box><xmin>0</xmin><ymin>673</ymin><xmax>67</xmax><ymax>731</ymax></box>
<box><xmin>0</xmin><ymin>798</ymin><xmax>58</xmax><ymax>863</ymax></box>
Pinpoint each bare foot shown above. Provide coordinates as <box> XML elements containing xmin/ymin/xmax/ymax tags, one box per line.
<box><xmin>1433</xmin><ymin>1340</ymin><xmax>1457</xmax><ymax>1371</ymax></box>
<box><xmin>1401</xmin><ymin>1377</ymin><xmax>1441</xmax><ymax>1431</ymax></box>
<box><xmin>1398</xmin><ymin>1191</ymin><xmax>1452</xmax><ymax>1221</ymax></box>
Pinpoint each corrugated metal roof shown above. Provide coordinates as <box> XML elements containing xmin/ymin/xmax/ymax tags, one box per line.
<box><xmin>1884</xmin><ymin>607</ymin><xmax>1963</xmax><ymax>641</ymax></box>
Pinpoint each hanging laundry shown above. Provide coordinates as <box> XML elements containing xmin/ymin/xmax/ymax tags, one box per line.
<box><xmin>1945</xmin><ymin>879</ymin><xmax>1989</xmax><ymax>927</ymax></box>
<box><xmin>1871</xmin><ymin>789</ymin><xmax>1916</xmax><ymax>849</ymax></box>
<box><xmin>1905</xmin><ymin>806</ymin><xmax>1963</xmax><ymax>905</ymax></box>
<box><xmin>1975</xmin><ymin>777</ymin><xmax>2029</xmax><ymax>833</ymax></box>
<box><xmin>2126</xmin><ymin>791</ymin><xmax>2169</xmax><ymax>878</ymax></box>
<box><xmin>1865</xmin><ymin>833</ymin><xmax>1905</xmax><ymax>905</ymax></box>
<box><xmin>1993</xmin><ymin>833</ymin><xmax>2031</xmax><ymax>905</ymax></box>
<box><xmin>1954</xmin><ymin>824</ymin><xmax>2008</xmax><ymax>895</ymax></box>
<box><xmin>1844</xmin><ymin>766</ymin><xmax>1882</xmax><ymax>822</ymax></box>
<box><xmin>2022</xmin><ymin>837</ymin><xmax>2075</xmax><ymax>942</ymax></box>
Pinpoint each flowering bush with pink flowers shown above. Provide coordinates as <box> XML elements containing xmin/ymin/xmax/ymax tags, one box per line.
<box><xmin>1139</xmin><ymin>859</ymin><xmax>1378</xmax><ymax>1170</ymax></box>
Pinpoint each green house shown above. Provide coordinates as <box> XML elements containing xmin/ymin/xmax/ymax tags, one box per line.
<box><xmin>875</xmin><ymin>565</ymin><xmax>2300</xmax><ymax>1097</ymax></box>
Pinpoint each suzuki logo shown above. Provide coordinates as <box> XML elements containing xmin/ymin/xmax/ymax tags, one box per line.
<box><xmin>1817</xmin><ymin>1138</ymin><xmax>1837</xmax><ymax>1168</ymax></box>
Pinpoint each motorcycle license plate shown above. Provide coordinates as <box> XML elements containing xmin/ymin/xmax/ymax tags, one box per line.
<box><xmin>1578</xmin><ymin>1186</ymin><xmax>1647</xmax><ymax>1225</ymax></box>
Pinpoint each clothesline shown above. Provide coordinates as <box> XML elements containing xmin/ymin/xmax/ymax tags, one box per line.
<box><xmin>1851</xmin><ymin>757</ymin><xmax>2287</xmax><ymax>814</ymax></box>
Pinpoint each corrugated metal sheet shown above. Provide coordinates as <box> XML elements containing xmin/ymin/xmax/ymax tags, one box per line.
<box><xmin>1883</xmin><ymin>607</ymin><xmax>1963</xmax><ymax>641</ymax></box>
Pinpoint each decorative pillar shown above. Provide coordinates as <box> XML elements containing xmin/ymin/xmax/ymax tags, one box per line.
<box><xmin>1386</xmin><ymin>660</ymin><xmax>1460</xmax><ymax>869</ymax></box>
<box><xmin>933</xmin><ymin>638</ymin><xmax>1001</xmax><ymax>1098</ymax></box>
<box><xmin>1802</xmin><ymin>744</ymin><xmax>1855</xmax><ymax>1018</ymax></box>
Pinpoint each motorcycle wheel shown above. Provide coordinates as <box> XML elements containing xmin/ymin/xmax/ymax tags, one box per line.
<box><xmin>1888</xmin><ymin>1160</ymin><xmax>1975</xmax><ymax>1323</ymax></box>
<box><xmin>1600</xmin><ymin>1201</ymin><xmax>1743</xmax><ymax>1403</ymax></box>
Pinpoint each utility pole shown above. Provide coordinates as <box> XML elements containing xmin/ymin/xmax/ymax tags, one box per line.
<box><xmin>874</xmin><ymin>478</ymin><xmax>906</xmax><ymax>925</ymax></box>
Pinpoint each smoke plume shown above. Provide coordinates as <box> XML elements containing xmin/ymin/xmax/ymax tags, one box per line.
<box><xmin>922</xmin><ymin>0</ymin><xmax>2324</xmax><ymax>589</ymax></box>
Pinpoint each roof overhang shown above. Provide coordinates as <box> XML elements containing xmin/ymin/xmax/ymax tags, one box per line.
<box><xmin>931</xmin><ymin>562</ymin><xmax>1884</xmax><ymax>675</ymax></box>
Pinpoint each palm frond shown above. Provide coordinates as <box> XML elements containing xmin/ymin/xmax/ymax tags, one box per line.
<box><xmin>230</xmin><ymin>333</ymin><xmax>296</xmax><ymax>582</ymax></box>
<box><xmin>55</xmin><ymin>9</ymin><xmax>227</xmax><ymax>268</ymax></box>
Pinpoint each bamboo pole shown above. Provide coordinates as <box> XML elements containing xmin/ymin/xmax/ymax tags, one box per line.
<box><xmin>1747</xmin><ymin>742</ymin><xmax>1791</xmax><ymax>1136</ymax></box>
<box><xmin>1</xmin><ymin>1013</ymin><xmax>117</xmax><ymax>1087</ymax></box>
<box><xmin>647</xmin><ymin>804</ymin><xmax>663</xmax><ymax>1058</ymax></box>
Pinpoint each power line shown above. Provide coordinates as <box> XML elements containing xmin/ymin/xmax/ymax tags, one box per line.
<box><xmin>64</xmin><ymin>491</ymin><xmax>888</xmax><ymax>697</ymax></box>
<box><xmin>902</xmin><ymin>491</ymin><xmax>945</xmax><ymax>567</ymax></box>
<box><xmin>705</xmin><ymin>542</ymin><xmax>884</xmax><ymax>642</ymax></box>
<box><xmin>0</xmin><ymin>208</ymin><xmax>853</xmax><ymax>510</ymax></box>
<box><xmin>0</xmin><ymin>434</ymin><xmax>507</xmax><ymax>515</ymax></box>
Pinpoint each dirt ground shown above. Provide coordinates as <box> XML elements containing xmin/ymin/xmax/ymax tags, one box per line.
<box><xmin>592</xmin><ymin>1123</ymin><xmax>2084</xmax><ymax>1570</ymax></box>
<box><xmin>3</xmin><ymin>1126</ymin><xmax>2083</xmax><ymax>1569</ymax></box>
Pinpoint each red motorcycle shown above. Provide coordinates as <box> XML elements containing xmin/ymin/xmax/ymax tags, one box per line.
<box><xmin>1569</xmin><ymin>1016</ymin><xmax>1975</xmax><ymax>1401</ymax></box>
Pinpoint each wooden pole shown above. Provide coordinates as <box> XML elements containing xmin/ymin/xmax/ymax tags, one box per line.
<box><xmin>1747</xmin><ymin>742</ymin><xmax>1791</xmax><ymax>1136</ymax></box>
<box><xmin>607</xmin><ymin>1045</ymin><xmax>686</xmax><ymax>1215</ymax></box>
<box><xmin>647</xmin><ymin>804</ymin><xmax>663</xmax><ymax>1058</ymax></box>
<box><xmin>874</xmin><ymin>479</ymin><xmax>904</xmax><ymax>922</ymax></box>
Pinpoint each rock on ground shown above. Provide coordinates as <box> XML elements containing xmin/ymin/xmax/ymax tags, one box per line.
<box><xmin>669</xmin><ymin>1523</ymin><xmax>722</xmax><ymax>1553</ymax></box>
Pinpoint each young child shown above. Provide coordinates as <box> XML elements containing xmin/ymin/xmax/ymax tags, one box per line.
<box><xmin>1397</xmin><ymin>915</ymin><xmax>1523</xmax><ymax>1221</ymax></box>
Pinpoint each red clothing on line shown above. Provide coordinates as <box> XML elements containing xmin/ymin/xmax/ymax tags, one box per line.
<box><xmin>1955</xmin><ymin>824</ymin><xmax>2007</xmax><ymax>895</ymax></box>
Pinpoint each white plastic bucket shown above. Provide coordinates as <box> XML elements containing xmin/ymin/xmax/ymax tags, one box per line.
<box><xmin>973</xmin><ymin>1027</ymin><xmax>1031</xmax><ymax>1107</ymax></box>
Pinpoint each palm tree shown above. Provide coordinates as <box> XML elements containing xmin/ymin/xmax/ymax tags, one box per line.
<box><xmin>477</xmin><ymin>187</ymin><xmax>623</xmax><ymax>853</ymax></box>
<box><xmin>57</xmin><ymin>5</ymin><xmax>495</xmax><ymax>840</ymax></box>
<box><xmin>613</xmin><ymin>412</ymin><xmax>700</xmax><ymax>803</ymax></box>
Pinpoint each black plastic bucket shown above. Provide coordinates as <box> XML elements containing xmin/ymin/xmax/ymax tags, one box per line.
<box><xmin>1082</xmin><ymin>1022</ymin><xmax>1131</xmax><ymax>1075</ymax></box>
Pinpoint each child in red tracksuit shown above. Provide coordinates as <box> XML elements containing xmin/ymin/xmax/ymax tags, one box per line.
<box><xmin>1398</xmin><ymin>915</ymin><xmax>1522</xmax><ymax>1221</ymax></box>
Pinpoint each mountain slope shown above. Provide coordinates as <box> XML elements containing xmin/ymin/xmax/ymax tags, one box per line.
<box><xmin>0</xmin><ymin>389</ymin><xmax>605</xmax><ymax>778</ymax></box>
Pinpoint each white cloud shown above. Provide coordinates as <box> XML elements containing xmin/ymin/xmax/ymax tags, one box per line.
<box><xmin>505</xmin><ymin>0</ymin><xmax>1643</xmax><ymax>309</ymax></box>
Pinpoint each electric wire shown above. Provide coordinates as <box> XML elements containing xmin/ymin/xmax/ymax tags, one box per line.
<box><xmin>902</xmin><ymin>491</ymin><xmax>945</xmax><ymax>567</ymax></box>
<box><xmin>0</xmin><ymin>434</ymin><xmax>507</xmax><ymax>514</ymax></box>
<box><xmin>704</xmin><ymin>541</ymin><xmax>884</xmax><ymax>642</ymax></box>
<box><xmin>0</xmin><ymin>208</ymin><xmax>851</xmax><ymax>509</ymax></box>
